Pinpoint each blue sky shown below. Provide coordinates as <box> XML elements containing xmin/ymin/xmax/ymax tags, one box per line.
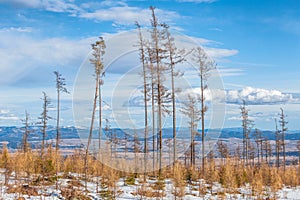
<box><xmin>0</xmin><ymin>0</ymin><xmax>299</xmax><ymax>130</ymax></box>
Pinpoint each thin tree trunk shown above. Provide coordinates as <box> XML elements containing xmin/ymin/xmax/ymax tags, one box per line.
<box><xmin>85</xmin><ymin>73</ymin><xmax>99</xmax><ymax>192</ymax></box>
<box><xmin>98</xmin><ymin>81</ymin><xmax>102</xmax><ymax>158</ymax></box>
<box><xmin>200</xmin><ymin>75</ymin><xmax>205</xmax><ymax>173</ymax></box>
<box><xmin>55</xmin><ymin>87</ymin><xmax>60</xmax><ymax>190</ymax></box>
<box><xmin>152</xmin><ymin>75</ymin><xmax>156</xmax><ymax>173</ymax></box>
<box><xmin>171</xmin><ymin>58</ymin><xmax>176</xmax><ymax>166</ymax></box>
<box><xmin>151</xmin><ymin>7</ymin><xmax>163</xmax><ymax>177</ymax></box>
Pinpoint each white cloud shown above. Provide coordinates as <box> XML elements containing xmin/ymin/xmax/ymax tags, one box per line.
<box><xmin>0</xmin><ymin>0</ymin><xmax>41</xmax><ymax>8</ymax></box>
<box><xmin>205</xmin><ymin>47</ymin><xmax>238</xmax><ymax>59</ymax></box>
<box><xmin>0</xmin><ymin>27</ymin><xmax>34</xmax><ymax>33</ymax></box>
<box><xmin>80</xmin><ymin>1</ymin><xmax>126</xmax><ymax>9</ymax></box>
<box><xmin>0</xmin><ymin>110</ymin><xmax>10</xmax><ymax>114</ymax></box>
<box><xmin>177</xmin><ymin>0</ymin><xmax>216</xmax><ymax>3</ymax></box>
<box><xmin>226</xmin><ymin>87</ymin><xmax>299</xmax><ymax>105</ymax></box>
<box><xmin>179</xmin><ymin>88</ymin><xmax>226</xmax><ymax>103</ymax></box>
<box><xmin>218</xmin><ymin>67</ymin><xmax>244</xmax><ymax>77</ymax></box>
<box><xmin>0</xmin><ymin>29</ymin><xmax>93</xmax><ymax>85</ymax></box>
<box><xmin>79</xmin><ymin>6</ymin><xmax>180</xmax><ymax>26</ymax></box>
<box><xmin>1</xmin><ymin>0</ymin><xmax>82</xmax><ymax>15</ymax></box>
<box><xmin>180</xmin><ymin>86</ymin><xmax>299</xmax><ymax>105</ymax></box>
<box><xmin>0</xmin><ymin>110</ymin><xmax>19</xmax><ymax>121</ymax></box>
<box><xmin>2</xmin><ymin>0</ymin><xmax>181</xmax><ymax>26</ymax></box>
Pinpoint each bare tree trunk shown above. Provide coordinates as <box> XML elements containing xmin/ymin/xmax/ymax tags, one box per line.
<box><xmin>200</xmin><ymin>74</ymin><xmax>205</xmax><ymax>173</ymax></box>
<box><xmin>85</xmin><ymin>38</ymin><xmax>105</xmax><ymax>192</ymax></box>
<box><xmin>150</xmin><ymin>6</ymin><xmax>163</xmax><ymax>177</ymax></box>
<box><xmin>85</xmin><ymin>73</ymin><xmax>99</xmax><ymax>192</ymax></box>
<box><xmin>136</xmin><ymin>22</ymin><xmax>148</xmax><ymax>179</ymax></box>
<box><xmin>275</xmin><ymin>118</ymin><xmax>280</xmax><ymax>169</ymax></box>
<box><xmin>55</xmin><ymin>85</ymin><xmax>60</xmax><ymax>191</ymax></box>
<box><xmin>38</xmin><ymin>92</ymin><xmax>51</xmax><ymax>185</ymax></box>
<box><xmin>279</xmin><ymin>108</ymin><xmax>287</xmax><ymax>173</ymax></box>
<box><xmin>54</xmin><ymin>71</ymin><xmax>68</xmax><ymax>190</ymax></box>
<box><xmin>98</xmin><ymin>81</ymin><xmax>102</xmax><ymax>158</ymax></box>
<box><xmin>22</xmin><ymin>111</ymin><xmax>30</xmax><ymax>154</ymax></box>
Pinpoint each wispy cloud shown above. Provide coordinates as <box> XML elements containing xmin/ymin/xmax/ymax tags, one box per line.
<box><xmin>0</xmin><ymin>110</ymin><xmax>19</xmax><ymax>121</ymax></box>
<box><xmin>176</xmin><ymin>0</ymin><xmax>217</xmax><ymax>3</ymax></box>
<box><xmin>0</xmin><ymin>28</ymin><xmax>93</xmax><ymax>85</ymax></box>
<box><xmin>205</xmin><ymin>47</ymin><xmax>238</xmax><ymax>59</ymax></box>
<box><xmin>2</xmin><ymin>0</ymin><xmax>182</xmax><ymax>26</ymax></box>
<box><xmin>1</xmin><ymin>0</ymin><xmax>82</xmax><ymax>14</ymax></box>
<box><xmin>0</xmin><ymin>27</ymin><xmax>34</xmax><ymax>33</ymax></box>
<box><xmin>218</xmin><ymin>67</ymin><xmax>244</xmax><ymax>77</ymax></box>
<box><xmin>79</xmin><ymin>6</ymin><xmax>180</xmax><ymax>26</ymax></box>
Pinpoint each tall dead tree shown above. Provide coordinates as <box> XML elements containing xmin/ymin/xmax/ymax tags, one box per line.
<box><xmin>279</xmin><ymin>108</ymin><xmax>288</xmax><ymax>172</ymax></box>
<box><xmin>240</xmin><ymin>100</ymin><xmax>253</xmax><ymax>165</ymax></box>
<box><xmin>145</xmin><ymin>45</ymin><xmax>157</xmax><ymax>172</ymax></box>
<box><xmin>136</xmin><ymin>21</ymin><xmax>149</xmax><ymax>176</ymax></box>
<box><xmin>163</xmin><ymin>24</ymin><xmax>185</xmax><ymax>165</ymax></box>
<box><xmin>38</xmin><ymin>92</ymin><xmax>52</xmax><ymax>181</ymax></box>
<box><xmin>297</xmin><ymin>141</ymin><xmax>300</xmax><ymax>178</ymax></box>
<box><xmin>274</xmin><ymin>118</ymin><xmax>280</xmax><ymax>169</ymax></box>
<box><xmin>38</xmin><ymin>92</ymin><xmax>52</xmax><ymax>159</ymax></box>
<box><xmin>21</xmin><ymin>111</ymin><xmax>31</xmax><ymax>154</ymax></box>
<box><xmin>254</xmin><ymin>128</ymin><xmax>263</xmax><ymax>164</ymax></box>
<box><xmin>84</xmin><ymin>37</ymin><xmax>106</xmax><ymax>191</ymax></box>
<box><xmin>192</xmin><ymin>47</ymin><xmax>216</xmax><ymax>173</ymax></box>
<box><xmin>54</xmin><ymin>71</ymin><xmax>69</xmax><ymax>153</ymax></box>
<box><xmin>181</xmin><ymin>94</ymin><xmax>201</xmax><ymax>167</ymax></box>
<box><xmin>149</xmin><ymin>6</ymin><xmax>169</xmax><ymax>176</ymax></box>
<box><xmin>53</xmin><ymin>71</ymin><xmax>68</xmax><ymax>190</ymax></box>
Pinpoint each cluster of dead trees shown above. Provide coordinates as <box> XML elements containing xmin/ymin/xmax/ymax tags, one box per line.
<box><xmin>239</xmin><ymin>100</ymin><xmax>291</xmax><ymax>171</ymax></box>
<box><xmin>80</xmin><ymin>6</ymin><xmax>216</xmax><ymax>180</ymax></box>
<box><xmin>134</xmin><ymin>6</ymin><xmax>216</xmax><ymax>176</ymax></box>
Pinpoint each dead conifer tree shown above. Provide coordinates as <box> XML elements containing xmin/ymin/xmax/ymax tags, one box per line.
<box><xmin>192</xmin><ymin>47</ymin><xmax>216</xmax><ymax>173</ymax></box>
<box><xmin>84</xmin><ymin>37</ymin><xmax>106</xmax><ymax>192</ymax></box>
<box><xmin>240</xmin><ymin>100</ymin><xmax>253</xmax><ymax>165</ymax></box>
<box><xmin>254</xmin><ymin>128</ymin><xmax>263</xmax><ymax>165</ymax></box>
<box><xmin>274</xmin><ymin>118</ymin><xmax>280</xmax><ymax>169</ymax></box>
<box><xmin>145</xmin><ymin>45</ymin><xmax>157</xmax><ymax>172</ymax></box>
<box><xmin>149</xmin><ymin>6</ymin><xmax>169</xmax><ymax>176</ymax></box>
<box><xmin>163</xmin><ymin>24</ymin><xmax>185</xmax><ymax>165</ymax></box>
<box><xmin>38</xmin><ymin>91</ymin><xmax>52</xmax><ymax>182</ymax></box>
<box><xmin>54</xmin><ymin>71</ymin><xmax>69</xmax><ymax>153</ymax></box>
<box><xmin>135</xmin><ymin>21</ymin><xmax>149</xmax><ymax>177</ymax></box>
<box><xmin>181</xmin><ymin>94</ymin><xmax>201</xmax><ymax>167</ymax></box>
<box><xmin>54</xmin><ymin>71</ymin><xmax>69</xmax><ymax>190</ymax></box>
<box><xmin>279</xmin><ymin>108</ymin><xmax>288</xmax><ymax>172</ymax></box>
<box><xmin>38</xmin><ymin>92</ymin><xmax>52</xmax><ymax>159</ymax></box>
<box><xmin>21</xmin><ymin>111</ymin><xmax>31</xmax><ymax>154</ymax></box>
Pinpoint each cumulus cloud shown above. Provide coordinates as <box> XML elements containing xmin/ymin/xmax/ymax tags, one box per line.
<box><xmin>179</xmin><ymin>88</ymin><xmax>226</xmax><ymax>103</ymax></box>
<box><xmin>179</xmin><ymin>86</ymin><xmax>299</xmax><ymax>105</ymax></box>
<box><xmin>226</xmin><ymin>87</ymin><xmax>299</xmax><ymax>105</ymax></box>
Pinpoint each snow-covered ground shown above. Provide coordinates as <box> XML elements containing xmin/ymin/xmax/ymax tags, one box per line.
<box><xmin>1</xmin><ymin>171</ymin><xmax>300</xmax><ymax>199</ymax></box>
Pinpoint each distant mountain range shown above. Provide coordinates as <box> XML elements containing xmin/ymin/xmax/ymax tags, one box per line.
<box><xmin>0</xmin><ymin>126</ymin><xmax>300</xmax><ymax>149</ymax></box>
